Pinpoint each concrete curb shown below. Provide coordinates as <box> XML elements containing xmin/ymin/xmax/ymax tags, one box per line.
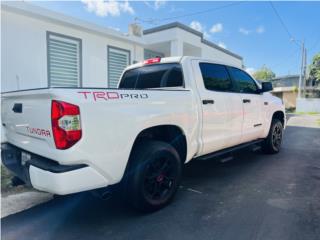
<box><xmin>1</xmin><ymin>191</ymin><xmax>53</xmax><ymax>218</ymax></box>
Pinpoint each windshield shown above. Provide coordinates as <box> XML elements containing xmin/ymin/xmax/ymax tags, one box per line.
<box><xmin>119</xmin><ymin>63</ymin><xmax>184</xmax><ymax>89</ymax></box>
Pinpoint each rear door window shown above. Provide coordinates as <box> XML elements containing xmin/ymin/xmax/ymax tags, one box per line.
<box><xmin>119</xmin><ymin>63</ymin><xmax>184</xmax><ymax>89</ymax></box>
<box><xmin>199</xmin><ymin>63</ymin><xmax>234</xmax><ymax>92</ymax></box>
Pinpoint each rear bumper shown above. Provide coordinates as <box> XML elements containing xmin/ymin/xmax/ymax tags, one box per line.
<box><xmin>1</xmin><ymin>143</ymin><xmax>108</xmax><ymax>195</ymax></box>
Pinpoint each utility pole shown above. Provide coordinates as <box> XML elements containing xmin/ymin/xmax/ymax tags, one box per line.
<box><xmin>303</xmin><ymin>48</ymin><xmax>307</xmax><ymax>95</ymax></box>
<box><xmin>298</xmin><ymin>41</ymin><xmax>305</xmax><ymax>99</ymax></box>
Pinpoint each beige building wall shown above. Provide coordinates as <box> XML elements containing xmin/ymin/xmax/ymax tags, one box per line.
<box><xmin>272</xmin><ymin>90</ymin><xmax>297</xmax><ymax>109</ymax></box>
<box><xmin>283</xmin><ymin>91</ymin><xmax>298</xmax><ymax>109</ymax></box>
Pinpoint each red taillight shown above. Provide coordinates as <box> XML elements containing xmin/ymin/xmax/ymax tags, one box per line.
<box><xmin>51</xmin><ymin>100</ymin><xmax>82</xmax><ymax>150</ymax></box>
<box><xmin>143</xmin><ymin>57</ymin><xmax>161</xmax><ymax>64</ymax></box>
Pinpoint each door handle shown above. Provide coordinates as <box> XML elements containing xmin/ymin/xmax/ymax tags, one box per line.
<box><xmin>243</xmin><ymin>99</ymin><xmax>251</xmax><ymax>103</ymax></box>
<box><xmin>202</xmin><ymin>99</ymin><xmax>214</xmax><ymax>105</ymax></box>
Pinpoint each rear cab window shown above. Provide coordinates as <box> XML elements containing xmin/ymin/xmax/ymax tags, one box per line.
<box><xmin>119</xmin><ymin>63</ymin><xmax>184</xmax><ymax>89</ymax></box>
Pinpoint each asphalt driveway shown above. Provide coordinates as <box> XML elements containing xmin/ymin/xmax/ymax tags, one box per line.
<box><xmin>2</xmin><ymin>114</ymin><xmax>320</xmax><ymax>240</ymax></box>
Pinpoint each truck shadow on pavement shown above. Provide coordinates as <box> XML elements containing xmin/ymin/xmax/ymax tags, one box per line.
<box><xmin>1</xmin><ymin>150</ymin><xmax>267</xmax><ymax>237</ymax></box>
<box><xmin>2</xmin><ymin>125</ymin><xmax>320</xmax><ymax>240</ymax></box>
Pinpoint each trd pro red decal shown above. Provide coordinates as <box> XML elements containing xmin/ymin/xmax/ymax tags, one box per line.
<box><xmin>78</xmin><ymin>91</ymin><xmax>148</xmax><ymax>101</ymax></box>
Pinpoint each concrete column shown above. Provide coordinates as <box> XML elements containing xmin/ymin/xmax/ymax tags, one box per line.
<box><xmin>170</xmin><ymin>40</ymin><xmax>183</xmax><ymax>57</ymax></box>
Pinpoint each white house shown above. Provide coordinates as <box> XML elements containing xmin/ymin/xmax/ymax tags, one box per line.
<box><xmin>1</xmin><ymin>1</ymin><xmax>243</xmax><ymax>92</ymax></box>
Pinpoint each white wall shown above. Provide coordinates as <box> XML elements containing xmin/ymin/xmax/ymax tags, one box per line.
<box><xmin>201</xmin><ymin>43</ymin><xmax>242</xmax><ymax>67</ymax></box>
<box><xmin>144</xmin><ymin>28</ymin><xmax>243</xmax><ymax>68</ymax></box>
<box><xmin>183</xmin><ymin>42</ymin><xmax>202</xmax><ymax>57</ymax></box>
<box><xmin>1</xmin><ymin>10</ymin><xmax>144</xmax><ymax>92</ymax></box>
<box><xmin>1</xmin><ymin>5</ymin><xmax>243</xmax><ymax>92</ymax></box>
<box><xmin>296</xmin><ymin>98</ymin><xmax>320</xmax><ymax>113</ymax></box>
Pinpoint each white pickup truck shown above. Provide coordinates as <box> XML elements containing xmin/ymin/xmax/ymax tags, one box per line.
<box><xmin>1</xmin><ymin>56</ymin><xmax>285</xmax><ymax>211</ymax></box>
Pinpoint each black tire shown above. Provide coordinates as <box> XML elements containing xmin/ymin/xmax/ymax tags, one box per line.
<box><xmin>261</xmin><ymin>118</ymin><xmax>283</xmax><ymax>154</ymax></box>
<box><xmin>123</xmin><ymin>140</ymin><xmax>182</xmax><ymax>212</ymax></box>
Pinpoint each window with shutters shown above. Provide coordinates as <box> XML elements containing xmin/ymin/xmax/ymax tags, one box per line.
<box><xmin>47</xmin><ymin>32</ymin><xmax>81</xmax><ymax>87</ymax></box>
<box><xmin>108</xmin><ymin>46</ymin><xmax>130</xmax><ymax>88</ymax></box>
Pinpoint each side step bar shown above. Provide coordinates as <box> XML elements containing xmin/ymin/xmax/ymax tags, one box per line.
<box><xmin>196</xmin><ymin>139</ymin><xmax>264</xmax><ymax>161</ymax></box>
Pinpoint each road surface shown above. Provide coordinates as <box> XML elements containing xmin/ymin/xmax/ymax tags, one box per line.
<box><xmin>2</xmin><ymin>114</ymin><xmax>320</xmax><ymax>240</ymax></box>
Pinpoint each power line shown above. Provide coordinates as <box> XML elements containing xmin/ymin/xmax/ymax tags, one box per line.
<box><xmin>269</xmin><ymin>0</ymin><xmax>308</xmax><ymax>86</ymax></box>
<box><xmin>269</xmin><ymin>1</ymin><xmax>297</xmax><ymax>43</ymax></box>
<box><xmin>156</xmin><ymin>1</ymin><xmax>245</xmax><ymax>22</ymax></box>
<box><xmin>136</xmin><ymin>1</ymin><xmax>245</xmax><ymax>25</ymax></box>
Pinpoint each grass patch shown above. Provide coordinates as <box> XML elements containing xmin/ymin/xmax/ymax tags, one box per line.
<box><xmin>285</xmin><ymin>107</ymin><xmax>296</xmax><ymax>113</ymax></box>
<box><xmin>1</xmin><ymin>165</ymin><xmax>31</xmax><ymax>195</ymax></box>
<box><xmin>1</xmin><ymin>164</ymin><xmax>13</xmax><ymax>193</ymax></box>
<box><xmin>294</xmin><ymin>112</ymin><xmax>320</xmax><ymax>115</ymax></box>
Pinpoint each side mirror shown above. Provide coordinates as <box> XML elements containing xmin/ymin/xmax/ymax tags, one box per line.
<box><xmin>260</xmin><ymin>82</ymin><xmax>273</xmax><ymax>93</ymax></box>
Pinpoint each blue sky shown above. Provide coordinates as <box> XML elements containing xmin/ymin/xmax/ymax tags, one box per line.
<box><xmin>33</xmin><ymin>1</ymin><xmax>320</xmax><ymax>76</ymax></box>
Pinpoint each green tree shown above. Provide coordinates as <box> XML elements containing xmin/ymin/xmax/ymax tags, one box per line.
<box><xmin>252</xmin><ymin>66</ymin><xmax>276</xmax><ymax>81</ymax></box>
<box><xmin>308</xmin><ymin>53</ymin><xmax>320</xmax><ymax>85</ymax></box>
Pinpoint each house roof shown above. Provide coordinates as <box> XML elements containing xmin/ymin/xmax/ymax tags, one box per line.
<box><xmin>144</xmin><ymin>22</ymin><xmax>243</xmax><ymax>60</ymax></box>
<box><xmin>272</xmin><ymin>86</ymin><xmax>296</xmax><ymax>93</ymax></box>
<box><xmin>2</xmin><ymin>2</ymin><xmax>243</xmax><ymax>61</ymax></box>
<box><xmin>271</xmin><ymin>75</ymin><xmax>300</xmax><ymax>81</ymax></box>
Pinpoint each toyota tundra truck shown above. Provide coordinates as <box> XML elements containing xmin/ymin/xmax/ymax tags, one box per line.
<box><xmin>1</xmin><ymin>56</ymin><xmax>285</xmax><ymax>212</ymax></box>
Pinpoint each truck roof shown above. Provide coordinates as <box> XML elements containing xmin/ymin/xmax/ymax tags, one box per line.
<box><xmin>125</xmin><ymin>56</ymin><xmax>243</xmax><ymax>71</ymax></box>
<box><xmin>126</xmin><ymin>56</ymin><xmax>183</xmax><ymax>70</ymax></box>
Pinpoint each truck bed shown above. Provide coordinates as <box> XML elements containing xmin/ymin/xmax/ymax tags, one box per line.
<box><xmin>1</xmin><ymin>87</ymin><xmax>198</xmax><ymax>190</ymax></box>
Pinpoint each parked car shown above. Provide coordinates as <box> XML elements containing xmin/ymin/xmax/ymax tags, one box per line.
<box><xmin>1</xmin><ymin>56</ymin><xmax>285</xmax><ymax>212</ymax></box>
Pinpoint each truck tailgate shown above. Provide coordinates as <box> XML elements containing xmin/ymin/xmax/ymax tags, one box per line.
<box><xmin>1</xmin><ymin>90</ymin><xmax>55</xmax><ymax>152</ymax></box>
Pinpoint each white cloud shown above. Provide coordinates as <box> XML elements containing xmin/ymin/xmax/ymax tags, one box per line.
<box><xmin>239</xmin><ymin>26</ymin><xmax>265</xmax><ymax>35</ymax></box>
<box><xmin>218</xmin><ymin>42</ymin><xmax>227</xmax><ymax>49</ymax></box>
<box><xmin>256</xmin><ymin>25</ymin><xmax>265</xmax><ymax>34</ymax></box>
<box><xmin>82</xmin><ymin>0</ymin><xmax>134</xmax><ymax>17</ymax></box>
<box><xmin>190</xmin><ymin>21</ymin><xmax>211</xmax><ymax>39</ymax></box>
<box><xmin>190</xmin><ymin>21</ymin><xmax>227</xmax><ymax>47</ymax></box>
<box><xmin>239</xmin><ymin>27</ymin><xmax>251</xmax><ymax>35</ymax></box>
<box><xmin>145</xmin><ymin>0</ymin><xmax>166</xmax><ymax>10</ymax></box>
<box><xmin>154</xmin><ymin>0</ymin><xmax>166</xmax><ymax>10</ymax></box>
<box><xmin>246</xmin><ymin>67</ymin><xmax>256</xmax><ymax>75</ymax></box>
<box><xmin>190</xmin><ymin>21</ymin><xmax>204</xmax><ymax>32</ymax></box>
<box><xmin>120</xmin><ymin>0</ymin><xmax>134</xmax><ymax>14</ymax></box>
<box><xmin>210</xmin><ymin>23</ymin><xmax>223</xmax><ymax>33</ymax></box>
